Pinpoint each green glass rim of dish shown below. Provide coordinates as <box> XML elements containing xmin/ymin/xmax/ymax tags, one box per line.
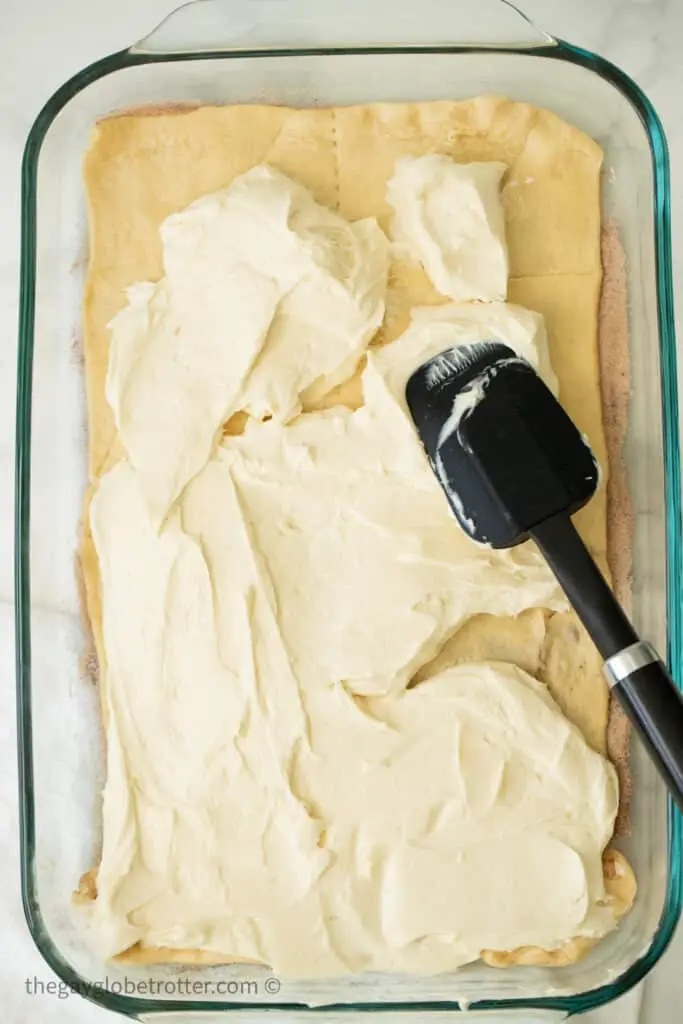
<box><xmin>15</xmin><ymin>36</ymin><xmax>683</xmax><ymax>1018</ymax></box>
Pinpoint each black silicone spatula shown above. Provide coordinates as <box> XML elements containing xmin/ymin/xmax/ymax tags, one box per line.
<box><xmin>407</xmin><ymin>341</ymin><xmax>683</xmax><ymax>811</ymax></box>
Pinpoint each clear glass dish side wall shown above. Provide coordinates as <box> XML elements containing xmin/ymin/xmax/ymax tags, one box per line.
<box><xmin>15</xmin><ymin>2</ymin><xmax>682</xmax><ymax>1018</ymax></box>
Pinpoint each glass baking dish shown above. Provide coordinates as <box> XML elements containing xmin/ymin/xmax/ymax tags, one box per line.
<box><xmin>15</xmin><ymin>0</ymin><xmax>682</xmax><ymax>1019</ymax></box>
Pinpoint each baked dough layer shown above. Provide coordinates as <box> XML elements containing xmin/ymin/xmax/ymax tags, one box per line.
<box><xmin>80</xmin><ymin>96</ymin><xmax>635</xmax><ymax>969</ymax></box>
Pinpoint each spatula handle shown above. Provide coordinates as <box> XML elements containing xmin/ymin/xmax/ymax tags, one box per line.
<box><xmin>531</xmin><ymin>513</ymin><xmax>637</xmax><ymax>659</ymax></box>
<box><xmin>531</xmin><ymin>514</ymin><xmax>683</xmax><ymax>812</ymax></box>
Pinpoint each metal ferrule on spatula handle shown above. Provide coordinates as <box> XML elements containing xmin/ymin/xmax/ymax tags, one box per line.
<box><xmin>604</xmin><ymin>641</ymin><xmax>659</xmax><ymax>687</ymax></box>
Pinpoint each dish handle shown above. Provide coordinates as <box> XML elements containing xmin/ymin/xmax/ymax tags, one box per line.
<box><xmin>132</xmin><ymin>0</ymin><xmax>555</xmax><ymax>55</ymax></box>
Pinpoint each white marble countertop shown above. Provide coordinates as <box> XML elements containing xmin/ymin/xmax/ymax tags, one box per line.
<box><xmin>2</xmin><ymin>0</ymin><xmax>682</xmax><ymax>1020</ymax></box>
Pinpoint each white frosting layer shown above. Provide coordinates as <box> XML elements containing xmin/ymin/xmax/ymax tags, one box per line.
<box><xmin>90</xmin><ymin>165</ymin><xmax>620</xmax><ymax>978</ymax></box>
<box><xmin>106</xmin><ymin>165</ymin><xmax>389</xmax><ymax>524</ymax></box>
<box><xmin>387</xmin><ymin>156</ymin><xmax>508</xmax><ymax>302</ymax></box>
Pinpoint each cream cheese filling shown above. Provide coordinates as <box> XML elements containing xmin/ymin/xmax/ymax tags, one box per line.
<box><xmin>106</xmin><ymin>164</ymin><xmax>389</xmax><ymax>524</ymax></box>
<box><xmin>89</xmin><ymin>162</ymin><xmax>620</xmax><ymax>978</ymax></box>
<box><xmin>387</xmin><ymin>156</ymin><xmax>508</xmax><ymax>302</ymax></box>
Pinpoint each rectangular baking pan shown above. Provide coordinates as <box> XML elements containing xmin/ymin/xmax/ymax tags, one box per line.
<box><xmin>15</xmin><ymin>0</ymin><xmax>682</xmax><ymax>1017</ymax></box>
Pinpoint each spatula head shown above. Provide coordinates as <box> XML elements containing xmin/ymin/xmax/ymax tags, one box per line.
<box><xmin>406</xmin><ymin>342</ymin><xmax>599</xmax><ymax>548</ymax></box>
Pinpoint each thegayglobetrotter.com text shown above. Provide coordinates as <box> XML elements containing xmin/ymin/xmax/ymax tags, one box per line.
<box><xmin>24</xmin><ymin>974</ymin><xmax>282</xmax><ymax>1000</ymax></box>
